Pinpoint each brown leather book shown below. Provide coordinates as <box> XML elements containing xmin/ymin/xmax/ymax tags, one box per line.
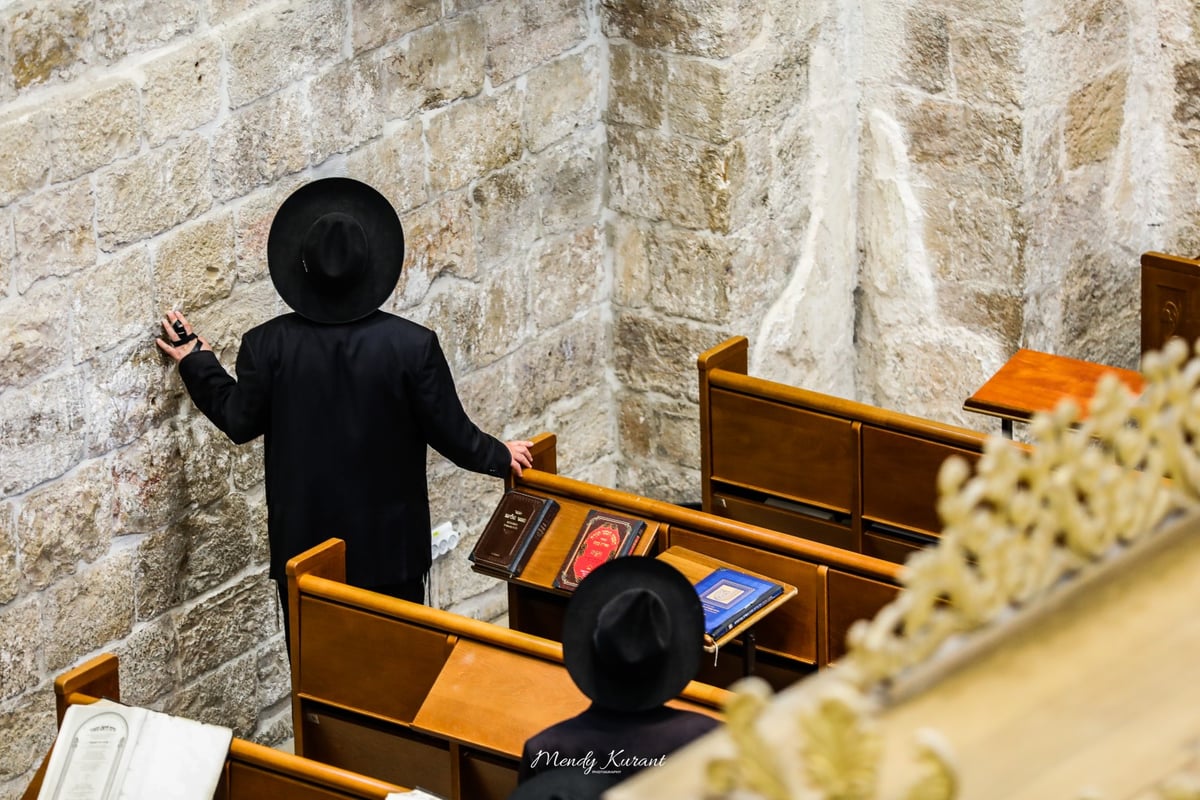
<box><xmin>552</xmin><ymin>510</ymin><xmax>647</xmax><ymax>591</ymax></box>
<box><xmin>469</xmin><ymin>490</ymin><xmax>560</xmax><ymax>577</ymax></box>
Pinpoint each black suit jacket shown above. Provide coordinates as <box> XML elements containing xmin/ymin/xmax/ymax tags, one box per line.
<box><xmin>178</xmin><ymin>311</ymin><xmax>509</xmax><ymax>589</ymax></box>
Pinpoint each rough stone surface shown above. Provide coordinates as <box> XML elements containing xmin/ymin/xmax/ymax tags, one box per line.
<box><xmin>210</xmin><ymin>89</ymin><xmax>310</xmax><ymax>203</ymax></box>
<box><xmin>347</xmin><ymin>117</ymin><xmax>429</xmax><ymax>214</ymax></box>
<box><xmin>537</xmin><ymin>133</ymin><xmax>603</xmax><ymax>236</ymax></box>
<box><xmin>94</xmin><ymin>0</ymin><xmax>200</xmax><ymax>62</ymax></box>
<box><xmin>481</xmin><ymin>0</ymin><xmax>590</xmax><ymax>86</ymax></box>
<box><xmin>168</xmin><ymin>651</ymin><xmax>260</xmax><ymax>736</ymax></box>
<box><xmin>525</xmin><ymin>48</ymin><xmax>601</xmax><ymax>153</ymax></box>
<box><xmin>352</xmin><ymin>0</ymin><xmax>442</xmax><ymax>55</ymax></box>
<box><xmin>607</xmin><ymin>43</ymin><xmax>668</xmax><ymax>130</ymax></box>
<box><xmin>421</xmin><ymin>265</ymin><xmax>526</xmax><ymax>371</ymax></box>
<box><xmin>95</xmin><ymin>136</ymin><xmax>212</xmax><ymax>250</ymax></box>
<box><xmin>142</xmin><ymin>37</ymin><xmax>222</xmax><ymax>146</ymax></box>
<box><xmin>309</xmin><ymin>54</ymin><xmax>385</xmax><ymax>165</ymax></box>
<box><xmin>152</xmin><ymin>212</ymin><xmax>237</xmax><ymax>312</ymax></box>
<box><xmin>49</xmin><ymin>80</ymin><xmax>140</xmax><ymax>183</ymax></box>
<box><xmin>16</xmin><ymin>460</ymin><xmax>112</xmax><ymax>590</ymax></box>
<box><xmin>224</xmin><ymin>0</ymin><xmax>346</xmax><ymax>109</ymax></box>
<box><xmin>0</xmin><ymin>110</ymin><xmax>49</xmax><ymax>205</ymax></box>
<box><xmin>531</xmin><ymin>225</ymin><xmax>605</xmax><ymax>333</ymax></box>
<box><xmin>1066</xmin><ymin>68</ymin><xmax>1129</xmax><ymax>168</ymax></box>
<box><xmin>426</xmin><ymin>87</ymin><xmax>524</xmax><ymax>193</ymax></box>
<box><xmin>0</xmin><ymin>371</ymin><xmax>86</xmax><ymax>497</ymax></box>
<box><xmin>11</xmin><ymin>178</ymin><xmax>96</xmax><ymax>293</ymax></box>
<box><xmin>42</xmin><ymin>553</ymin><xmax>135</xmax><ymax>672</ymax></box>
<box><xmin>394</xmin><ymin>192</ymin><xmax>478</xmax><ymax>308</ymax></box>
<box><xmin>116</xmin><ymin>615</ymin><xmax>179</xmax><ymax>705</ymax></box>
<box><xmin>0</xmin><ymin>685</ymin><xmax>56</xmax><ymax>783</ymax></box>
<box><xmin>471</xmin><ymin>159</ymin><xmax>543</xmax><ymax>265</ymax></box>
<box><xmin>614</xmin><ymin>312</ymin><xmax>722</xmax><ymax>403</ymax></box>
<box><xmin>0</xmin><ymin>278</ymin><xmax>70</xmax><ymax>390</ymax></box>
<box><xmin>0</xmin><ymin>600</ymin><xmax>41</xmax><ymax>702</ymax></box>
<box><xmin>380</xmin><ymin>13</ymin><xmax>486</xmax><ymax>118</ymax></box>
<box><xmin>7</xmin><ymin>1</ymin><xmax>92</xmax><ymax>90</ymax></box>
<box><xmin>601</xmin><ymin>0</ymin><xmax>761</xmax><ymax>58</ymax></box>
<box><xmin>176</xmin><ymin>576</ymin><xmax>278</xmax><ymax>683</ymax></box>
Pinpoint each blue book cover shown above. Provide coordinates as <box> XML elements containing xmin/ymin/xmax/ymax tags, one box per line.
<box><xmin>694</xmin><ymin>567</ymin><xmax>785</xmax><ymax>640</ymax></box>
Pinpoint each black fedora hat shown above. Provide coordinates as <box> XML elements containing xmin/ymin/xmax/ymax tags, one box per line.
<box><xmin>267</xmin><ymin>177</ymin><xmax>405</xmax><ymax>324</ymax></box>
<box><xmin>562</xmin><ymin>557</ymin><xmax>704</xmax><ymax>714</ymax></box>
<box><xmin>507</xmin><ymin>768</ymin><xmax>622</xmax><ymax>800</ymax></box>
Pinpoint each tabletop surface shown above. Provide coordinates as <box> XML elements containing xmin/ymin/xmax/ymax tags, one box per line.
<box><xmin>963</xmin><ymin>348</ymin><xmax>1145</xmax><ymax>423</ymax></box>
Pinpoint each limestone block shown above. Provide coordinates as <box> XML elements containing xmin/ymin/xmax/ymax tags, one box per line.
<box><xmin>210</xmin><ymin>0</ymin><xmax>273</xmax><ymax>23</ymax></box>
<box><xmin>471</xmin><ymin>159</ymin><xmax>543</xmax><ymax>264</ymax></box>
<box><xmin>115</xmin><ymin>615</ymin><xmax>179</xmax><ymax>705</ymax></box>
<box><xmin>16</xmin><ymin>459</ymin><xmax>112</xmax><ymax>590</ymax></box>
<box><xmin>0</xmin><ymin>685</ymin><xmax>55</xmax><ymax>782</ymax></box>
<box><xmin>134</xmin><ymin>527</ymin><xmax>188</xmax><ymax>622</ymax></box>
<box><xmin>0</xmin><ymin>504</ymin><xmax>15</xmax><ymax>603</ymax></box>
<box><xmin>142</xmin><ymin>37</ymin><xmax>222</xmax><ymax>146</ymax></box>
<box><xmin>224</xmin><ymin>0</ymin><xmax>346</xmax><ymax>109</ymax></box>
<box><xmin>257</xmin><ymin>638</ymin><xmax>291</xmax><ymax>710</ymax></box>
<box><xmin>111</xmin><ymin>427</ymin><xmax>188</xmax><ymax>535</ymax></box>
<box><xmin>901</xmin><ymin>97</ymin><xmax>1021</xmax><ymax>200</ymax></box>
<box><xmin>936</xmin><ymin>283</ymin><xmax>1024</xmax><ymax>350</ymax></box>
<box><xmin>211</xmin><ymin>88</ymin><xmax>310</xmax><ymax>203</ymax></box>
<box><xmin>49</xmin><ymin>80</ymin><xmax>141</xmax><ymax>183</ymax></box>
<box><xmin>7</xmin><ymin>1</ymin><xmax>92</xmax><ymax>90</ymax></box>
<box><xmin>607</xmin><ymin>43</ymin><xmax>668</xmax><ymax>130</ymax></box>
<box><xmin>0</xmin><ymin>371</ymin><xmax>85</xmax><ymax>498</ymax></box>
<box><xmin>234</xmin><ymin>182</ymin><xmax>303</xmax><ymax>286</ymax></box>
<box><xmin>426</xmin><ymin>88</ymin><xmax>523</xmax><ymax>193</ymax></box>
<box><xmin>178</xmin><ymin>414</ymin><xmax>236</xmax><ymax>510</ymax></box>
<box><xmin>480</xmin><ymin>0</ymin><xmax>589</xmax><ymax>86</ymax></box>
<box><xmin>43</xmin><ymin>552</ymin><xmax>136</xmax><ymax>672</ymax></box>
<box><xmin>537</xmin><ymin>132</ymin><xmax>603</xmax><ymax>236</ymax></box>
<box><xmin>1066</xmin><ymin>68</ymin><xmax>1128</xmax><ymax>168</ymax></box>
<box><xmin>902</xmin><ymin>8</ymin><xmax>949</xmax><ymax>94</ymax></box>
<box><xmin>444</xmin><ymin>583</ymin><xmax>508</xmax><ymax>624</ymax></box>
<box><xmin>309</xmin><ymin>54</ymin><xmax>385</xmax><ymax>165</ymax></box>
<box><xmin>231</xmin><ymin>442</ymin><xmax>266</xmax><ymax>494</ymax></box>
<box><xmin>926</xmin><ymin>189</ymin><xmax>1023</xmax><ymax>285</ymax></box>
<box><xmin>163</xmin><ymin>493</ymin><xmax>263</xmax><ymax>605</ymax></box>
<box><xmin>71</xmin><ymin>245</ymin><xmax>157</xmax><ymax>365</ymax></box>
<box><xmin>600</xmin><ymin>0</ymin><xmax>761</xmax><ymax>59</ymax></box>
<box><xmin>607</xmin><ymin>124</ymin><xmax>749</xmax><ymax>233</ymax></box>
<box><xmin>352</xmin><ymin>0</ymin><xmax>442</xmax><ymax>54</ymax></box>
<box><xmin>250</xmin><ymin>708</ymin><xmax>294</xmax><ymax>747</ymax></box>
<box><xmin>0</xmin><ymin>279</ymin><xmax>69</xmax><ymax>389</ymax></box>
<box><xmin>952</xmin><ymin>22</ymin><xmax>1020</xmax><ymax>109</ymax></box>
<box><xmin>667</xmin><ymin>55</ymin><xmax>738</xmax><ymax>144</ymax></box>
<box><xmin>609</xmin><ymin>214</ymin><xmax>653</xmax><ymax>310</ymax></box>
<box><xmin>0</xmin><ymin>208</ymin><xmax>12</xmax><ymax>295</ymax></box>
<box><xmin>12</xmin><ymin>178</ymin><xmax>96</xmax><ymax>293</ymax></box>
<box><xmin>613</xmin><ymin>311</ymin><xmax>722</xmax><ymax>402</ymax></box>
<box><xmin>379</xmin><ymin>13</ymin><xmax>485</xmax><ymax>118</ymax></box>
<box><xmin>182</xmin><ymin>279</ymin><xmax>282</xmax><ymax>366</ymax></box>
<box><xmin>346</xmin><ymin>117</ymin><xmax>428</xmax><ymax>214</ymax></box>
<box><xmin>0</xmin><ymin>109</ymin><xmax>48</xmax><ymax>205</ymax></box>
<box><xmin>509</xmin><ymin>311</ymin><xmax>605</xmax><ymax>416</ymax></box>
<box><xmin>615</xmin><ymin>457</ymin><xmax>698</xmax><ymax>506</ymax></box>
<box><xmin>430</xmin><ymin>528</ymin><xmax>502</xmax><ymax>608</ymax></box>
<box><xmin>87</xmin><ymin>345</ymin><xmax>180</xmax><ymax>455</ymax></box>
<box><xmin>617</xmin><ymin>391</ymin><xmax>700</xmax><ymax>469</ymax></box>
<box><xmin>646</xmin><ymin>222</ymin><xmax>734</xmax><ymax>323</ymax></box>
<box><xmin>95</xmin><ymin>136</ymin><xmax>212</xmax><ymax>251</ymax></box>
<box><xmin>531</xmin><ymin>225</ymin><xmax>605</xmax><ymax>333</ymax></box>
<box><xmin>395</xmin><ymin>191</ymin><xmax>478</xmax><ymax>309</ymax></box>
<box><xmin>544</xmin><ymin>387</ymin><xmax>615</xmax><ymax>475</ymax></box>
<box><xmin>152</xmin><ymin>212</ymin><xmax>236</xmax><ymax>312</ymax></box>
<box><xmin>1061</xmin><ymin>249</ymin><xmax>1140</xmax><ymax>368</ymax></box>
<box><xmin>1177</xmin><ymin>60</ymin><xmax>1200</xmax><ymax>129</ymax></box>
<box><xmin>0</xmin><ymin>600</ymin><xmax>40</xmax><ymax>701</ymax></box>
<box><xmin>525</xmin><ymin>48</ymin><xmax>601</xmax><ymax>154</ymax></box>
<box><xmin>735</xmin><ymin>29</ymin><xmax>809</xmax><ymax>127</ymax></box>
<box><xmin>176</xmin><ymin>576</ymin><xmax>280</xmax><ymax>684</ymax></box>
<box><xmin>571</xmin><ymin>458</ymin><xmax>620</xmax><ymax>493</ymax></box>
<box><xmin>94</xmin><ymin>0</ymin><xmax>200</xmax><ymax>63</ymax></box>
<box><xmin>421</xmin><ymin>265</ymin><xmax>525</xmax><ymax>371</ymax></box>
<box><xmin>450</xmin><ymin>357</ymin><xmax>517</xmax><ymax>441</ymax></box>
<box><xmin>169</xmin><ymin>650</ymin><xmax>260</xmax><ymax>737</ymax></box>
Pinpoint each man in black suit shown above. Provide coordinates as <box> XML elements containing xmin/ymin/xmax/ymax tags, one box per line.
<box><xmin>155</xmin><ymin>177</ymin><xmax>532</xmax><ymax>633</ymax></box>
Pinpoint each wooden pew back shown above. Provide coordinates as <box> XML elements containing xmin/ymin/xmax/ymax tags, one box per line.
<box><xmin>504</xmin><ymin>439</ymin><xmax>903</xmax><ymax>682</ymax></box>
<box><xmin>21</xmin><ymin>653</ymin><xmax>409</xmax><ymax>800</ymax></box>
<box><xmin>1141</xmin><ymin>251</ymin><xmax>1200</xmax><ymax>354</ymax></box>
<box><xmin>287</xmin><ymin>539</ymin><xmax>729</xmax><ymax>800</ymax></box>
<box><xmin>699</xmin><ymin>336</ymin><xmax>989</xmax><ymax>563</ymax></box>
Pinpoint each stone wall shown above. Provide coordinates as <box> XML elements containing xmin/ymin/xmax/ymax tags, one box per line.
<box><xmin>2</xmin><ymin>0</ymin><xmax>1199</xmax><ymax>796</ymax></box>
<box><xmin>0</xmin><ymin>0</ymin><xmax>604</xmax><ymax>796</ymax></box>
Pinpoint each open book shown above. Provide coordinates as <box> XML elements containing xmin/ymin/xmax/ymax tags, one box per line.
<box><xmin>37</xmin><ymin>699</ymin><xmax>232</xmax><ymax>800</ymax></box>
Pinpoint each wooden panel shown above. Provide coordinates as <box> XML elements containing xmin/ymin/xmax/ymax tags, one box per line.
<box><xmin>860</xmin><ymin>426</ymin><xmax>981</xmax><ymax>536</ymax></box>
<box><xmin>300</xmin><ymin>702</ymin><xmax>453</xmax><ymax>798</ymax></box>
<box><xmin>862</xmin><ymin>529</ymin><xmax>927</xmax><ymax>565</ymax></box>
<box><xmin>668</xmin><ymin>528</ymin><xmax>820</xmax><ymax>665</ymax></box>
<box><xmin>505</xmin><ymin>583</ymin><xmax>568</xmax><ymax>641</ymax></box>
<box><xmin>1141</xmin><ymin>251</ymin><xmax>1200</xmax><ymax>354</ymax></box>
<box><xmin>298</xmin><ymin>596</ymin><xmax>451</xmax><ymax>725</ymax></box>
<box><xmin>459</xmin><ymin>748</ymin><xmax>520</xmax><ymax>800</ymax></box>
<box><xmin>710</xmin><ymin>490</ymin><xmax>855</xmax><ymax>551</ymax></box>
<box><xmin>709</xmin><ymin>388</ymin><xmax>857</xmax><ymax>513</ymax></box>
<box><xmin>412</xmin><ymin>640</ymin><xmax>589</xmax><ymax>759</ymax></box>
<box><xmin>823</xmin><ymin>569</ymin><xmax>900</xmax><ymax>665</ymax></box>
<box><xmin>226</xmin><ymin>763</ymin><xmax>378</xmax><ymax>800</ymax></box>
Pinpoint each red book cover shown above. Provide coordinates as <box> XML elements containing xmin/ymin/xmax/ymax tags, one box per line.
<box><xmin>553</xmin><ymin>510</ymin><xmax>647</xmax><ymax>591</ymax></box>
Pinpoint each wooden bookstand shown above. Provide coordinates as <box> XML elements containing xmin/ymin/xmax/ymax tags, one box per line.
<box><xmin>21</xmin><ymin>653</ymin><xmax>410</xmax><ymax>800</ymax></box>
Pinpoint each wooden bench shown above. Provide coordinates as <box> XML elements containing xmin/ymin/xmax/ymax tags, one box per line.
<box><xmin>492</xmin><ymin>434</ymin><xmax>902</xmax><ymax>689</ymax></box>
<box><xmin>21</xmin><ymin>653</ymin><xmax>409</xmax><ymax>800</ymax></box>
<box><xmin>699</xmin><ymin>336</ymin><xmax>993</xmax><ymax>564</ymax></box>
<box><xmin>285</xmin><ymin>539</ymin><xmax>729</xmax><ymax>800</ymax></box>
<box><xmin>1141</xmin><ymin>250</ymin><xmax>1200</xmax><ymax>354</ymax></box>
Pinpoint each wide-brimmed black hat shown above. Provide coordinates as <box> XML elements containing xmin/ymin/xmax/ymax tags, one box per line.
<box><xmin>562</xmin><ymin>557</ymin><xmax>704</xmax><ymax>713</ymax></box>
<box><xmin>507</xmin><ymin>768</ymin><xmax>622</xmax><ymax>800</ymax></box>
<box><xmin>267</xmin><ymin>177</ymin><xmax>405</xmax><ymax>324</ymax></box>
